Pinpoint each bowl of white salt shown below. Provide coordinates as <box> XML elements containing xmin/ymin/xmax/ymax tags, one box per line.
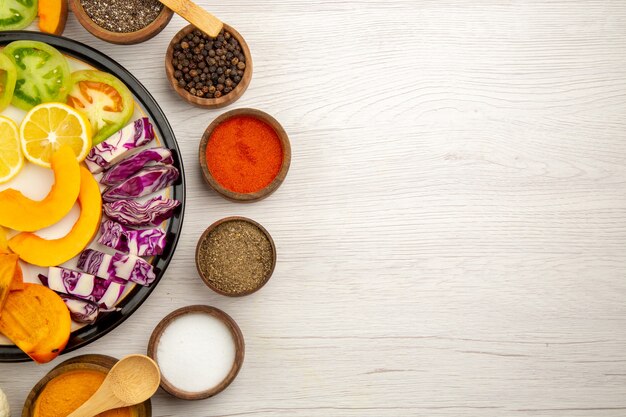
<box><xmin>147</xmin><ymin>305</ymin><xmax>245</xmax><ymax>400</ymax></box>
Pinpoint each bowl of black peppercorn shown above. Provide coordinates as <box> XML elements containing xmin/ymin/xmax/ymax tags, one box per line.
<box><xmin>166</xmin><ymin>24</ymin><xmax>252</xmax><ymax>109</ymax></box>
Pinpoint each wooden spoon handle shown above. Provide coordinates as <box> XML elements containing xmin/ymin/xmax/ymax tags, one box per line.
<box><xmin>158</xmin><ymin>0</ymin><xmax>223</xmax><ymax>37</ymax></box>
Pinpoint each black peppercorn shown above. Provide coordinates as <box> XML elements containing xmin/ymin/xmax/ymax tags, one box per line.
<box><xmin>171</xmin><ymin>28</ymin><xmax>247</xmax><ymax>99</ymax></box>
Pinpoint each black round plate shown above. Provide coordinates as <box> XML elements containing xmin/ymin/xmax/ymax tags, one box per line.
<box><xmin>0</xmin><ymin>31</ymin><xmax>186</xmax><ymax>362</ymax></box>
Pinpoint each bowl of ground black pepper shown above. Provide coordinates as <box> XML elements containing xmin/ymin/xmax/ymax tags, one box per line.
<box><xmin>70</xmin><ymin>0</ymin><xmax>173</xmax><ymax>44</ymax></box>
<box><xmin>166</xmin><ymin>24</ymin><xmax>252</xmax><ymax>108</ymax></box>
<box><xmin>199</xmin><ymin>108</ymin><xmax>291</xmax><ymax>202</ymax></box>
<box><xmin>195</xmin><ymin>217</ymin><xmax>276</xmax><ymax>297</ymax></box>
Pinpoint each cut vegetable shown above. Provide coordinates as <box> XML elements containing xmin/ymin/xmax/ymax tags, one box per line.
<box><xmin>0</xmin><ymin>0</ymin><xmax>38</xmax><ymax>31</ymax></box>
<box><xmin>0</xmin><ymin>254</ymin><xmax>18</xmax><ymax>316</ymax></box>
<box><xmin>84</xmin><ymin>118</ymin><xmax>154</xmax><ymax>174</ymax></box>
<box><xmin>0</xmin><ymin>145</ymin><xmax>80</xmax><ymax>232</ymax></box>
<box><xmin>40</xmin><ymin>267</ymin><xmax>125</xmax><ymax>309</ymax></box>
<box><xmin>9</xmin><ymin>166</ymin><xmax>102</xmax><ymax>266</ymax></box>
<box><xmin>67</xmin><ymin>70</ymin><xmax>134</xmax><ymax>145</ymax></box>
<box><xmin>98</xmin><ymin>220</ymin><xmax>166</xmax><ymax>256</ymax></box>
<box><xmin>2</xmin><ymin>40</ymin><xmax>71</xmax><ymax>110</ymax></box>
<box><xmin>102</xmin><ymin>165</ymin><xmax>179</xmax><ymax>202</ymax></box>
<box><xmin>78</xmin><ymin>249</ymin><xmax>156</xmax><ymax>286</ymax></box>
<box><xmin>0</xmin><ymin>53</ymin><xmax>16</xmax><ymax>112</ymax></box>
<box><xmin>103</xmin><ymin>196</ymin><xmax>180</xmax><ymax>227</ymax></box>
<box><xmin>0</xmin><ymin>283</ymin><xmax>71</xmax><ymax>363</ymax></box>
<box><xmin>100</xmin><ymin>147</ymin><xmax>173</xmax><ymax>186</ymax></box>
<box><xmin>58</xmin><ymin>293</ymin><xmax>99</xmax><ymax>324</ymax></box>
<box><xmin>38</xmin><ymin>0</ymin><xmax>68</xmax><ymax>35</ymax></box>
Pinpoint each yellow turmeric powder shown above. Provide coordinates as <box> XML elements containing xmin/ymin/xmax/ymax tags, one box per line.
<box><xmin>34</xmin><ymin>370</ymin><xmax>134</xmax><ymax>417</ymax></box>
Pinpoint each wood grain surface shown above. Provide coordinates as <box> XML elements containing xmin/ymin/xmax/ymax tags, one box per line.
<box><xmin>3</xmin><ymin>1</ymin><xmax>626</xmax><ymax>416</ymax></box>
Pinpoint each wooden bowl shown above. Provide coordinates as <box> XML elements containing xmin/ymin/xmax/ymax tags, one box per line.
<box><xmin>69</xmin><ymin>0</ymin><xmax>173</xmax><ymax>44</ymax></box>
<box><xmin>195</xmin><ymin>216</ymin><xmax>277</xmax><ymax>296</ymax></box>
<box><xmin>22</xmin><ymin>354</ymin><xmax>151</xmax><ymax>417</ymax></box>
<box><xmin>199</xmin><ymin>108</ymin><xmax>291</xmax><ymax>202</ymax></box>
<box><xmin>165</xmin><ymin>24</ymin><xmax>252</xmax><ymax>108</ymax></box>
<box><xmin>147</xmin><ymin>305</ymin><xmax>245</xmax><ymax>400</ymax></box>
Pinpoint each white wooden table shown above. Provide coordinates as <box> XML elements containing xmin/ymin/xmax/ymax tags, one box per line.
<box><xmin>3</xmin><ymin>1</ymin><xmax>626</xmax><ymax>415</ymax></box>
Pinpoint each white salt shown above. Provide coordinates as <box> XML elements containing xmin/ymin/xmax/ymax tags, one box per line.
<box><xmin>156</xmin><ymin>312</ymin><xmax>237</xmax><ymax>393</ymax></box>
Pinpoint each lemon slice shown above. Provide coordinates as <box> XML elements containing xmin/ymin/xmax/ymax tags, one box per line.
<box><xmin>0</xmin><ymin>116</ymin><xmax>23</xmax><ymax>183</ymax></box>
<box><xmin>20</xmin><ymin>103</ymin><xmax>92</xmax><ymax>168</ymax></box>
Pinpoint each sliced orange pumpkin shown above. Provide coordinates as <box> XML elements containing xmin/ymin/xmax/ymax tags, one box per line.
<box><xmin>38</xmin><ymin>0</ymin><xmax>68</xmax><ymax>35</ymax></box>
<box><xmin>0</xmin><ymin>145</ymin><xmax>80</xmax><ymax>232</ymax></box>
<box><xmin>0</xmin><ymin>283</ymin><xmax>71</xmax><ymax>363</ymax></box>
<box><xmin>8</xmin><ymin>167</ymin><xmax>102</xmax><ymax>267</ymax></box>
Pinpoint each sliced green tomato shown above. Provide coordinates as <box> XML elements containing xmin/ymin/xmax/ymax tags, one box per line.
<box><xmin>0</xmin><ymin>0</ymin><xmax>38</xmax><ymax>31</ymax></box>
<box><xmin>67</xmin><ymin>70</ymin><xmax>134</xmax><ymax>145</ymax></box>
<box><xmin>0</xmin><ymin>53</ymin><xmax>16</xmax><ymax>112</ymax></box>
<box><xmin>2</xmin><ymin>40</ymin><xmax>71</xmax><ymax>111</ymax></box>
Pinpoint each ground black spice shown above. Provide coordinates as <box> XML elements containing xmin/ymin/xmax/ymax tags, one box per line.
<box><xmin>81</xmin><ymin>0</ymin><xmax>164</xmax><ymax>33</ymax></box>
<box><xmin>171</xmin><ymin>28</ymin><xmax>246</xmax><ymax>99</ymax></box>
<box><xmin>197</xmin><ymin>220</ymin><xmax>273</xmax><ymax>295</ymax></box>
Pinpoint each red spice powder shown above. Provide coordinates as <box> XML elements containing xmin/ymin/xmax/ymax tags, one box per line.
<box><xmin>206</xmin><ymin>116</ymin><xmax>283</xmax><ymax>193</ymax></box>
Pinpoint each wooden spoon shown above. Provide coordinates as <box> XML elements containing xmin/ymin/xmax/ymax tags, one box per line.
<box><xmin>67</xmin><ymin>355</ymin><xmax>161</xmax><ymax>417</ymax></box>
<box><xmin>157</xmin><ymin>0</ymin><xmax>223</xmax><ymax>37</ymax></box>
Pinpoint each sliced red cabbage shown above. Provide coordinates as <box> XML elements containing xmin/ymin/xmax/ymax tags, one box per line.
<box><xmin>103</xmin><ymin>196</ymin><xmax>180</xmax><ymax>227</ymax></box>
<box><xmin>85</xmin><ymin>118</ymin><xmax>155</xmax><ymax>174</ymax></box>
<box><xmin>78</xmin><ymin>249</ymin><xmax>156</xmax><ymax>286</ymax></box>
<box><xmin>58</xmin><ymin>293</ymin><xmax>100</xmax><ymax>324</ymax></box>
<box><xmin>100</xmin><ymin>147</ymin><xmax>174</xmax><ymax>186</ymax></box>
<box><xmin>98</xmin><ymin>220</ymin><xmax>166</xmax><ymax>256</ymax></box>
<box><xmin>102</xmin><ymin>165</ymin><xmax>179</xmax><ymax>202</ymax></box>
<box><xmin>39</xmin><ymin>267</ymin><xmax>126</xmax><ymax>309</ymax></box>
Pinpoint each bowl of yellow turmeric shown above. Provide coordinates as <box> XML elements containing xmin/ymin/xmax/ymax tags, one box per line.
<box><xmin>22</xmin><ymin>354</ymin><xmax>151</xmax><ymax>417</ymax></box>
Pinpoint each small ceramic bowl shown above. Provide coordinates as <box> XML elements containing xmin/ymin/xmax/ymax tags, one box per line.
<box><xmin>147</xmin><ymin>305</ymin><xmax>245</xmax><ymax>400</ymax></box>
<box><xmin>199</xmin><ymin>108</ymin><xmax>291</xmax><ymax>202</ymax></box>
<box><xmin>69</xmin><ymin>0</ymin><xmax>173</xmax><ymax>45</ymax></box>
<box><xmin>165</xmin><ymin>24</ymin><xmax>252</xmax><ymax>108</ymax></box>
<box><xmin>22</xmin><ymin>354</ymin><xmax>151</xmax><ymax>417</ymax></box>
<box><xmin>195</xmin><ymin>216</ymin><xmax>277</xmax><ymax>296</ymax></box>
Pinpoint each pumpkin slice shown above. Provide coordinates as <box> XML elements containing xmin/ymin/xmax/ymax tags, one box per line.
<box><xmin>10</xmin><ymin>262</ymin><xmax>23</xmax><ymax>291</ymax></box>
<box><xmin>0</xmin><ymin>254</ymin><xmax>17</xmax><ymax>315</ymax></box>
<box><xmin>0</xmin><ymin>283</ymin><xmax>71</xmax><ymax>363</ymax></box>
<box><xmin>0</xmin><ymin>145</ymin><xmax>80</xmax><ymax>232</ymax></box>
<box><xmin>38</xmin><ymin>0</ymin><xmax>69</xmax><ymax>35</ymax></box>
<box><xmin>9</xmin><ymin>167</ymin><xmax>102</xmax><ymax>267</ymax></box>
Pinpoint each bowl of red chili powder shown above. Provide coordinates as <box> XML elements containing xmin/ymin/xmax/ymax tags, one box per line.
<box><xmin>199</xmin><ymin>108</ymin><xmax>291</xmax><ymax>202</ymax></box>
